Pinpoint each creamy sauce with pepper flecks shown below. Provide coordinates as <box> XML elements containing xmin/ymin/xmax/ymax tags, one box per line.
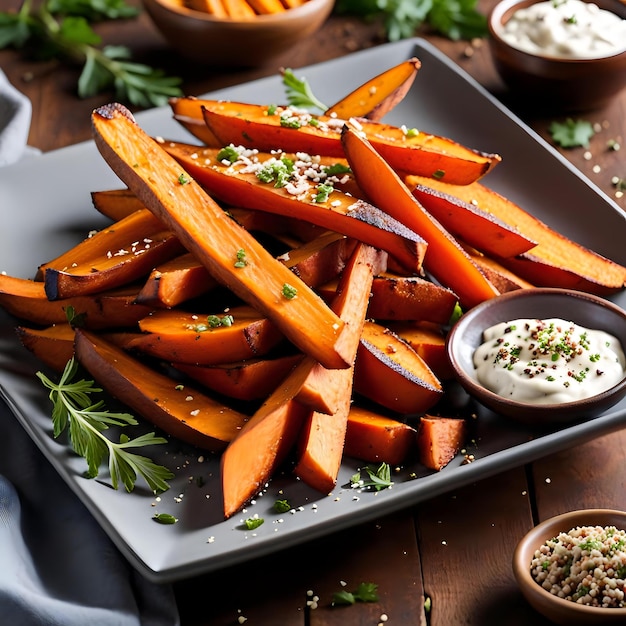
<box><xmin>473</xmin><ymin>318</ymin><xmax>625</xmax><ymax>404</ymax></box>
<box><xmin>498</xmin><ymin>0</ymin><xmax>626</xmax><ymax>59</ymax></box>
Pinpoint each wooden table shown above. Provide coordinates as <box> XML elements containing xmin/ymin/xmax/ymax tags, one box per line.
<box><xmin>2</xmin><ymin>2</ymin><xmax>625</xmax><ymax>624</ymax></box>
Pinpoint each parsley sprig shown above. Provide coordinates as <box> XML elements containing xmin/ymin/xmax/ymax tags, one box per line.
<box><xmin>0</xmin><ymin>0</ymin><xmax>183</xmax><ymax>107</ymax></box>
<box><xmin>334</xmin><ymin>0</ymin><xmax>488</xmax><ymax>42</ymax></box>
<box><xmin>37</xmin><ymin>357</ymin><xmax>173</xmax><ymax>493</ymax></box>
<box><xmin>281</xmin><ymin>68</ymin><xmax>328</xmax><ymax>112</ymax></box>
<box><xmin>350</xmin><ymin>462</ymin><xmax>393</xmax><ymax>491</ymax></box>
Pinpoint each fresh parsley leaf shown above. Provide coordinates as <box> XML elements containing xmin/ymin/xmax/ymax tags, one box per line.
<box><xmin>549</xmin><ymin>118</ymin><xmax>595</xmax><ymax>148</ymax></box>
<box><xmin>37</xmin><ymin>357</ymin><xmax>173</xmax><ymax>493</ymax></box>
<box><xmin>281</xmin><ymin>68</ymin><xmax>328</xmax><ymax>112</ymax></box>
<box><xmin>153</xmin><ymin>512</ymin><xmax>178</xmax><ymax>524</ymax></box>
<box><xmin>350</xmin><ymin>463</ymin><xmax>393</xmax><ymax>491</ymax></box>
<box><xmin>332</xmin><ymin>582</ymin><xmax>380</xmax><ymax>606</ymax></box>
<box><xmin>334</xmin><ymin>0</ymin><xmax>488</xmax><ymax>42</ymax></box>
<box><xmin>0</xmin><ymin>0</ymin><xmax>182</xmax><ymax>106</ymax></box>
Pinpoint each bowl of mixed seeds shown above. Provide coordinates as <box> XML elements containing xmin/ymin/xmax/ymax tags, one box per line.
<box><xmin>513</xmin><ymin>509</ymin><xmax>626</xmax><ymax>624</ymax></box>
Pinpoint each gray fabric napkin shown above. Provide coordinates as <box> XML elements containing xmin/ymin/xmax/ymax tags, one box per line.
<box><xmin>0</xmin><ymin>70</ymin><xmax>181</xmax><ymax>625</ymax></box>
<box><xmin>0</xmin><ymin>69</ymin><xmax>34</xmax><ymax>167</ymax></box>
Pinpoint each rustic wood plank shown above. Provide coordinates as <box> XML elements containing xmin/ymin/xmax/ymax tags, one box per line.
<box><xmin>532</xmin><ymin>428</ymin><xmax>626</xmax><ymax>519</ymax></box>
<box><xmin>415</xmin><ymin>467</ymin><xmax>551</xmax><ymax>625</ymax></box>
<box><xmin>174</xmin><ymin>510</ymin><xmax>425</xmax><ymax>625</ymax></box>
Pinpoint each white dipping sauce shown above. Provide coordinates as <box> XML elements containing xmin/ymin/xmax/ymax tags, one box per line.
<box><xmin>473</xmin><ymin>318</ymin><xmax>625</xmax><ymax>404</ymax></box>
<box><xmin>499</xmin><ymin>0</ymin><xmax>626</xmax><ymax>59</ymax></box>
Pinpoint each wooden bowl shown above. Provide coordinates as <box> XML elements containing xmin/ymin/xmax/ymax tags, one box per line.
<box><xmin>488</xmin><ymin>0</ymin><xmax>626</xmax><ymax>111</ymax></box>
<box><xmin>513</xmin><ymin>509</ymin><xmax>626</xmax><ymax>624</ymax></box>
<box><xmin>142</xmin><ymin>0</ymin><xmax>334</xmax><ymax>67</ymax></box>
<box><xmin>446</xmin><ymin>288</ymin><xmax>626</xmax><ymax>426</ymax></box>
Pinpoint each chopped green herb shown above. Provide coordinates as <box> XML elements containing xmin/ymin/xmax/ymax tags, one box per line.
<box><xmin>244</xmin><ymin>516</ymin><xmax>264</xmax><ymax>530</ymax></box>
<box><xmin>282</xmin><ymin>283</ymin><xmax>298</xmax><ymax>299</ymax></box>
<box><xmin>234</xmin><ymin>248</ymin><xmax>248</xmax><ymax>268</ymax></box>
<box><xmin>279</xmin><ymin>114</ymin><xmax>302</xmax><ymax>129</ymax></box>
<box><xmin>217</xmin><ymin>145</ymin><xmax>240</xmax><ymax>164</ymax></box>
<box><xmin>432</xmin><ymin>169</ymin><xmax>446</xmax><ymax>179</ymax></box>
<box><xmin>331</xmin><ymin>582</ymin><xmax>379</xmax><ymax>606</ymax></box>
<box><xmin>314</xmin><ymin>183</ymin><xmax>334</xmax><ymax>203</ymax></box>
<box><xmin>153</xmin><ymin>512</ymin><xmax>178</xmax><ymax>525</ymax></box>
<box><xmin>267</xmin><ymin>103</ymin><xmax>278</xmax><ymax>115</ymax></box>
<box><xmin>273</xmin><ymin>498</ymin><xmax>291</xmax><ymax>513</ymax></box>
<box><xmin>64</xmin><ymin>305</ymin><xmax>87</xmax><ymax>328</ymax></box>
<box><xmin>178</xmin><ymin>173</ymin><xmax>190</xmax><ymax>185</ymax></box>
<box><xmin>323</xmin><ymin>163</ymin><xmax>352</xmax><ymax>176</ymax></box>
<box><xmin>37</xmin><ymin>358</ymin><xmax>173</xmax><ymax>493</ymax></box>
<box><xmin>256</xmin><ymin>156</ymin><xmax>295</xmax><ymax>187</ymax></box>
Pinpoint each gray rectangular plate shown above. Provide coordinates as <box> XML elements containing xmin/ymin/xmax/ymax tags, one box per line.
<box><xmin>1</xmin><ymin>38</ymin><xmax>625</xmax><ymax>583</ymax></box>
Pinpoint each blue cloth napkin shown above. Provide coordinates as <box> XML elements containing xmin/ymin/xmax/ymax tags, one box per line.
<box><xmin>0</xmin><ymin>71</ymin><xmax>181</xmax><ymax>626</ymax></box>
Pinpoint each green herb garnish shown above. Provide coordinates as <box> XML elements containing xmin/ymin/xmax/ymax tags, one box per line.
<box><xmin>234</xmin><ymin>248</ymin><xmax>248</xmax><ymax>268</ymax></box>
<box><xmin>37</xmin><ymin>357</ymin><xmax>173</xmax><ymax>493</ymax></box>
<box><xmin>334</xmin><ymin>0</ymin><xmax>488</xmax><ymax>42</ymax></box>
<box><xmin>549</xmin><ymin>118</ymin><xmax>595</xmax><ymax>148</ymax></box>
<box><xmin>331</xmin><ymin>582</ymin><xmax>379</xmax><ymax>606</ymax></box>
<box><xmin>217</xmin><ymin>145</ymin><xmax>241</xmax><ymax>165</ymax></box>
<box><xmin>314</xmin><ymin>183</ymin><xmax>334</xmax><ymax>203</ymax></box>
<box><xmin>281</xmin><ymin>283</ymin><xmax>298</xmax><ymax>299</ymax></box>
<box><xmin>273</xmin><ymin>498</ymin><xmax>291</xmax><ymax>513</ymax></box>
<box><xmin>0</xmin><ymin>0</ymin><xmax>183</xmax><ymax>107</ymax></box>
<box><xmin>350</xmin><ymin>463</ymin><xmax>393</xmax><ymax>491</ymax></box>
<box><xmin>244</xmin><ymin>515</ymin><xmax>264</xmax><ymax>530</ymax></box>
<box><xmin>281</xmin><ymin>68</ymin><xmax>328</xmax><ymax>112</ymax></box>
<box><xmin>153</xmin><ymin>512</ymin><xmax>178</xmax><ymax>525</ymax></box>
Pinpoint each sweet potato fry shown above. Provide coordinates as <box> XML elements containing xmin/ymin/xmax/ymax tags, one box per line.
<box><xmin>169</xmin><ymin>96</ymin><xmax>222</xmax><ymax>146</ymax></box>
<box><xmin>468</xmin><ymin>251</ymin><xmax>534</xmax><ymax>293</ymax></box>
<box><xmin>174</xmin><ymin>353</ymin><xmax>304</xmax><ymax>401</ymax></box>
<box><xmin>129</xmin><ymin>305</ymin><xmax>285</xmax><ymax>365</ymax></box>
<box><xmin>389</xmin><ymin>321</ymin><xmax>454</xmax><ymax>380</ymax></box>
<box><xmin>367</xmin><ymin>272</ymin><xmax>458</xmax><ymax>323</ymax></box>
<box><xmin>408</xmin><ymin>176</ymin><xmax>537</xmax><ymax>258</ymax></box>
<box><xmin>407</xmin><ymin>175</ymin><xmax>626</xmax><ymax>294</ymax></box>
<box><xmin>294</xmin><ymin>244</ymin><xmax>386</xmax><ymax>494</ymax></box>
<box><xmin>186</xmin><ymin>0</ymin><xmax>229</xmax><ymax>16</ymax></box>
<box><xmin>0</xmin><ymin>274</ymin><xmax>152</xmax><ymax>329</ymax></box>
<box><xmin>91</xmin><ymin>103</ymin><xmax>350</xmax><ymax>370</ymax></box>
<box><xmin>354</xmin><ymin>320</ymin><xmax>443</xmax><ymax>415</ymax></box>
<box><xmin>91</xmin><ymin>188</ymin><xmax>144</xmax><ymax>221</ymax></box>
<box><xmin>200</xmin><ymin>100</ymin><xmax>501</xmax><ymax>184</ymax></box>
<box><xmin>221</xmin><ymin>356</ymin><xmax>315</xmax><ymax>518</ymax></box>
<box><xmin>222</xmin><ymin>0</ymin><xmax>256</xmax><ymax>17</ymax></box>
<box><xmin>246</xmin><ymin>0</ymin><xmax>285</xmax><ymax>12</ymax></box>
<box><xmin>40</xmin><ymin>208</ymin><xmax>184</xmax><ymax>300</ymax></box>
<box><xmin>341</xmin><ymin>123</ymin><xmax>499</xmax><ymax>310</ymax></box>
<box><xmin>325</xmin><ymin>58</ymin><xmax>421</xmax><ymax>121</ymax></box>
<box><xmin>16</xmin><ymin>324</ymin><xmax>75</xmax><ymax>372</ymax></box>
<box><xmin>74</xmin><ymin>329</ymin><xmax>249</xmax><ymax>452</ymax></box>
<box><xmin>344</xmin><ymin>405</ymin><xmax>417</xmax><ymax>465</ymax></box>
<box><xmin>161</xmin><ymin>141</ymin><xmax>426</xmax><ymax>274</ymax></box>
<box><xmin>416</xmin><ymin>415</ymin><xmax>467</xmax><ymax>471</ymax></box>
<box><xmin>135</xmin><ymin>252</ymin><xmax>219</xmax><ymax>308</ymax></box>
<box><xmin>296</xmin><ymin>243</ymin><xmax>387</xmax><ymax>414</ymax></box>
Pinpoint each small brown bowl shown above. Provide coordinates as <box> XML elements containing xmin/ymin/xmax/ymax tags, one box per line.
<box><xmin>488</xmin><ymin>0</ymin><xmax>626</xmax><ymax>111</ymax></box>
<box><xmin>445</xmin><ymin>288</ymin><xmax>626</xmax><ymax>425</ymax></box>
<box><xmin>513</xmin><ymin>509</ymin><xmax>626</xmax><ymax>624</ymax></box>
<box><xmin>142</xmin><ymin>0</ymin><xmax>334</xmax><ymax>67</ymax></box>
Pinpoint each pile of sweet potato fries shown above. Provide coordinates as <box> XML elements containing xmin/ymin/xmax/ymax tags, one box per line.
<box><xmin>1</xmin><ymin>59</ymin><xmax>624</xmax><ymax>518</ymax></box>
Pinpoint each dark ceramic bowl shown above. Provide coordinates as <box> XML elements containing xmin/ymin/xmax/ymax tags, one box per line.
<box><xmin>513</xmin><ymin>509</ymin><xmax>626</xmax><ymax>624</ymax></box>
<box><xmin>446</xmin><ymin>288</ymin><xmax>626</xmax><ymax>425</ymax></box>
<box><xmin>488</xmin><ymin>0</ymin><xmax>626</xmax><ymax>111</ymax></box>
<box><xmin>142</xmin><ymin>0</ymin><xmax>334</xmax><ymax>67</ymax></box>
